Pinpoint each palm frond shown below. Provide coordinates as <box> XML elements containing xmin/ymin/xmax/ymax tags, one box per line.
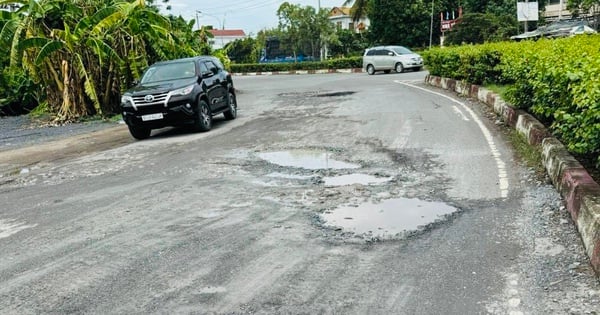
<box><xmin>74</xmin><ymin>53</ymin><xmax>101</xmax><ymax>114</ymax></box>
<box><xmin>35</xmin><ymin>40</ymin><xmax>65</xmax><ymax>65</ymax></box>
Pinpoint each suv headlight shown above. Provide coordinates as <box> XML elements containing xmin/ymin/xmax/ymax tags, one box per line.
<box><xmin>121</xmin><ymin>95</ymin><xmax>133</xmax><ymax>104</ymax></box>
<box><xmin>171</xmin><ymin>85</ymin><xmax>195</xmax><ymax>96</ymax></box>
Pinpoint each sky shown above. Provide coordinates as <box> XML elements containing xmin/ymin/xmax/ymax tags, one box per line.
<box><xmin>158</xmin><ymin>0</ymin><xmax>346</xmax><ymax>35</ymax></box>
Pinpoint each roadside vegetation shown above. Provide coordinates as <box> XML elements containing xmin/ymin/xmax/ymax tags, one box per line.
<box><xmin>0</xmin><ymin>0</ymin><xmax>598</xmax><ymax>133</ymax></box>
<box><xmin>423</xmin><ymin>34</ymin><xmax>600</xmax><ymax>167</ymax></box>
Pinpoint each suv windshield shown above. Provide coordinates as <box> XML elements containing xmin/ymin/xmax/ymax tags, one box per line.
<box><xmin>391</xmin><ymin>46</ymin><xmax>413</xmax><ymax>55</ymax></box>
<box><xmin>141</xmin><ymin>61</ymin><xmax>196</xmax><ymax>84</ymax></box>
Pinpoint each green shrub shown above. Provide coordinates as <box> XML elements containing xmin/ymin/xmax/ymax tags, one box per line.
<box><xmin>424</xmin><ymin>35</ymin><xmax>600</xmax><ymax>165</ymax></box>
<box><xmin>230</xmin><ymin>57</ymin><xmax>362</xmax><ymax>73</ymax></box>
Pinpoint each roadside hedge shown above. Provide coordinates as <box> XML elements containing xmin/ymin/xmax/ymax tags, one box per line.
<box><xmin>422</xmin><ymin>35</ymin><xmax>600</xmax><ymax>164</ymax></box>
<box><xmin>230</xmin><ymin>57</ymin><xmax>362</xmax><ymax>73</ymax></box>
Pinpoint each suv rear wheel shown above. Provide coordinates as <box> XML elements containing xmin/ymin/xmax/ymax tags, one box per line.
<box><xmin>223</xmin><ymin>91</ymin><xmax>237</xmax><ymax>120</ymax></box>
<box><xmin>196</xmin><ymin>99</ymin><xmax>212</xmax><ymax>132</ymax></box>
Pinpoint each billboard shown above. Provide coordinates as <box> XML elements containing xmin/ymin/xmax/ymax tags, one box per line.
<box><xmin>517</xmin><ymin>2</ymin><xmax>539</xmax><ymax>22</ymax></box>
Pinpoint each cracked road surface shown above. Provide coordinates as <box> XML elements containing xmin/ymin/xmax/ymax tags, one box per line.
<box><xmin>1</xmin><ymin>72</ymin><xmax>598</xmax><ymax>314</ymax></box>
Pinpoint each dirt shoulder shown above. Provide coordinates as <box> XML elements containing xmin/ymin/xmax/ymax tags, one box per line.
<box><xmin>0</xmin><ymin>125</ymin><xmax>132</xmax><ymax>176</ymax></box>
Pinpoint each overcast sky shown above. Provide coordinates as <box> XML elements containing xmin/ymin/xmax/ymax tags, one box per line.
<box><xmin>159</xmin><ymin>0</ymin><xmax>346</xmax><ymax>35</ymax></box>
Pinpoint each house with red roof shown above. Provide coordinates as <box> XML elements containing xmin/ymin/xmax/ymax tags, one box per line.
<box><xmin>208</xmin><ymin>29</ymin><xmax>247</xmax><ymax>50</ymax></box>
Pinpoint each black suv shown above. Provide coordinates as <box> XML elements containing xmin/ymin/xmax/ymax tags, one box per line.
<box><xmin>120</xmin><ymin>56</ymin><xmax>237</xmax><ymax>140</ymax></box>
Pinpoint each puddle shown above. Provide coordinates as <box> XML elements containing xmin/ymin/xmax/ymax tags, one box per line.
<box><xmin>258</xmin><ymin>150</ymin><xmax>360</xmax><ymax>170</ymax></box>
<box><xmin>320</xmin><ymin>198</ymin><xmax>458</xmax><ymax>239</ymax></box>
<box><xmin>324</xmin><ymin>174</ymin><xmax>392</xmax><ymax>186</ymax></box>
<box><xmin>266</xmin><ymin>172</ymin><xmax>314</xmax><ymax>180</ymax></box>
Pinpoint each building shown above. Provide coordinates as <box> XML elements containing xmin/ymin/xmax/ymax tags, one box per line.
<box><xmin>545</xmin><ymin>0</ymin><xmax>599</xmax><ymax>22</ymax></box>
<box><xmin>545</xmin><ymin>0</ymin><xmax>571</xmax><ymax>20</ymax></box>
<box><xmin>207</xmin><ymin>29</ymin><xmax>247</xmax><ymax>50</ymax></box>
<box><xmin>328</xmin><ymin>6</ymin><xmax>369</xmax><ymax>32</ymax></box>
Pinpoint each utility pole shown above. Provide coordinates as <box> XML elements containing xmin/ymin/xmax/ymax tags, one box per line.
<box><xmin>318</xmin><ymin>0</ymin><xmax>323</xmax><ymax>61</ymax></box>
<box><xmin>524</xmin><ymin>0</ymin><xmax>528</xmax><ymax>32</ymax></box>
<box><xmin>429</xmin><ymin>0</ymin><xmax>434</xmax><ymax>49</ymax></box>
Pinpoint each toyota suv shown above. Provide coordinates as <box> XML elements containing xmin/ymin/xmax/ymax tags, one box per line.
<box><xmin>120</xmin><ymin>56</ymin><xmax>237</xmax><ymax>140</ymax></box>
<box><xmin>362</xmin><ymin>46</ymin><xmax>423</xmax><ymax>75</ymax></box>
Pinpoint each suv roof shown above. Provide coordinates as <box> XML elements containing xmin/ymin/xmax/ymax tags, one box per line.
<box><xmin>366</xmin><ymin>45</ymin><xmax>409</xmax><ymax>51</ymax></box>
<box><xmin>152</xmin><ymin>56</ymin><xmax>220</xmax><ymax>66</ymax></box>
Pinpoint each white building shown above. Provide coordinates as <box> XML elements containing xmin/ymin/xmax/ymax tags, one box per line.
<box><xmin>328</xmin><ymin>6</ymin><xmax>370</xmax><ymax>32</ymax></box>
<box><xmin>207</xmin><ymin>29</ymin><xmax>247</xmax><ymax>50</ymax></box>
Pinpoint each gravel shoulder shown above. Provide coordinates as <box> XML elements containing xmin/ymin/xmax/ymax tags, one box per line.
<box><xmin>0</xmin><ymin>116</ymin><xmax>132</xmax><ymax>176</ymax></box>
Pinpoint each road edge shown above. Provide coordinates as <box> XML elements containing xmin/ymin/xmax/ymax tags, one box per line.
<box><xmin>232</xmin><ymin>68</ymin><xmax>364</xmax><ymax>76</ymax></box>
<box><xmin>425</xmin><ymin>75</ymin><xmax>600</xmax><ymax>278</ymax></box>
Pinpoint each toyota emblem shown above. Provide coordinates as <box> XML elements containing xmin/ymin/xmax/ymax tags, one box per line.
<box><xmin>144</xmin><ymin>95</ymin><xmax>155</xmax><ymax>102</ymax></box>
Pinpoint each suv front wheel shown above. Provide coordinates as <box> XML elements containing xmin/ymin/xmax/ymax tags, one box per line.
<box><xmin>366</xmin><ymin>64</ymin><xmax>375</xmax><ymax>75</ymax></box>
<box><xmin>395</xmin><ymin>63</ymin><xmax>404</xmax><ymax>73</ymax></box>
<box><xmin>196</xmin><ymin>99</ymin><xmax>212</xmax><ymax>132</ymax></box>
<box><xmin>128</xmin><ymin>125</ymin><xmax>151</xmax><ymax>140</ymax></box>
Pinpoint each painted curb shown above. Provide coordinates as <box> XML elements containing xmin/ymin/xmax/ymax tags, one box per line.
<box><xmin>233</xmin><ymin>68</ymin><xmax>364</xmax><ymax>76</ymax></box>
<box><xmin>425</xmin><ymin>74</ymin><xmax>600</xmax><ymax>278</ymax></box>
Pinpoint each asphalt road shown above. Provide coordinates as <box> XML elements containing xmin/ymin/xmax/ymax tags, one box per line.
<box><xmin>0</xmin><ymin>71</ymin><xmax>598</xmax><ymax>314</ymax></box>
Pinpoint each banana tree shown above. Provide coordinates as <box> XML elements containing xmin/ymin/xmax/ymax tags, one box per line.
<box><xmin>0</xmin><ymin>0</ymin><xmax>179</xmax><ymax>120</ymax></box>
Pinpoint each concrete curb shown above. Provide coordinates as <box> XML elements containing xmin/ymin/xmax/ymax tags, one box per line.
<box><xmin>233</xmin><ymin>68</ymin><xmax>364</xmax><ymax>76</ymax></box>
<box><xmin>425</xmin><ymin>75</ymin><xmax>600</xmax><ymax>277</ymax></box>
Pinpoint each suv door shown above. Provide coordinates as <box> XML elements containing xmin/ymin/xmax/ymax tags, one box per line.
<box><xmin>380</xmin><ymin>49</ymin><xmax>395</xmax><ymax>69</ymax></box>
<box><xmin>200</xmin><ymin>60</ymin><xmax>227</xmax><ymax>111</ymax></box>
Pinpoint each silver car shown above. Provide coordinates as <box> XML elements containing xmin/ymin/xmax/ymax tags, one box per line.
<box><xmin>362</xmin><ymin>46</ymin><xmax>424</xmax><ymax>75</ymax></box>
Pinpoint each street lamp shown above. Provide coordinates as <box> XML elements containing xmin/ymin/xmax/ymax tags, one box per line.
<box><xmin>195</xmin><ymin>10</ymin><xmax>201</xmax><ymax>31</ymax></box>
<box><xmin>196</xmin><ymin>10</ymin><xmax>224</xmax><ymax>30</ymax></box>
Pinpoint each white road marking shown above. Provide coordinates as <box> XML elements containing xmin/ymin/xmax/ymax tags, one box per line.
<box><xmin>0</xmin><ymin>219</ymin><xmax>37</xmax><ymax>239</ymax></box>
<box><xmin>395</xmin><ymin>80</ymin><xmax>509</xmax><ymax>198</ymax></box>
<box><xmin>452</xmin><ymin>106</ymin><xmax>470</xmax><ymax>121</ymax></box>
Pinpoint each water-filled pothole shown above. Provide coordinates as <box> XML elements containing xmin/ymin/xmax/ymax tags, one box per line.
<box><xmin>266</xmin><ymin>172</ymin><xmax>313</xmax><ymax>180</ymax></box>
<box><xmin>324</xmin><ymin>174</ymin><xmax>392</xmax><ymax>186</ymax></box>
<box><xmin>258</xmin><ymin>150</ymin><xmax>360</xmax><ymax>170</ymax></box>
<box><xmin>320</xmin><ymin>198</ymin><xmax>458</xmax><ymax>239</ymax></box>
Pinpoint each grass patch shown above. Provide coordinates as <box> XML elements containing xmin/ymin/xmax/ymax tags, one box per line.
<box><xmin>507</xmin><ymin>130</ymin><xmax>545</xmax><ymax>175</ymax></box>
<box><xmin>484</xmin><ymin>83</ymin><xmax>510</xmax><ymax>100</ymax></box>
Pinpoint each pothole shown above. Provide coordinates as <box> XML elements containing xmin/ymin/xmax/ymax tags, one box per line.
<box><xmin>324</xmin><ymin>174</ymin><xmax>392</xmax><ymax>187</ymax></box>
<box><xmin>257</xmin><ymin>150</ymin><xmax>360</xmax><ymax>170</ymax></box>
<box><xmin>266</xmin><ymin>172</ymin><xmax>313</xmax><ymax>180</ymax></box>
<box><xmin>315</xmin><ymin>91</ymin><xmax>356</xmax><ymax>97</ymax></box>
<box><xmin>320</xmin><ymin>198</ymin><xmax>459</xmax><ymax>239</ymax></box>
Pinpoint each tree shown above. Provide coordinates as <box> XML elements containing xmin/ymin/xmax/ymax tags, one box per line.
<box><xmin>568</xmin><ymin>0</ymin><xmax>600</xmax><ymax>29</ymax></box>
<box><xmin>444</xmin><ymin>13</ymin><xmax>518</xmax><ymax>45</ymax></box>
<box><xmin>343</xmin><ymin>0</ymin><xmax>369</xmax><ymax>22</ymax></box>
<box><xmin>277</xmin><ymin>2</ymin><xmax>334</xmax><ymax>60</ymax></box>
<box><xmin>367</xmin><ymin>0</ymin><xmax>431</xmax><ymax>48</ymax></box>
<box><xmin>328</xmin><ymin>29</ymin><xmax>369</xmax><ymax>57</ymax></box>
<box><xmin>0</xmin><ymin>0</ymin><xmax>209</xmax><ymax>120</ymax></box>
<box><xmin>225</xmin><ymin>37</ymin><xmax>258</xmax><ymax>63</ymax></box>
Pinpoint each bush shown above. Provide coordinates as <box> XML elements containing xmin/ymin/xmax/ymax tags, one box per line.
<box><xmin>424</xmin><ymin>35</ymin><xmax>600</xmax><ymax>165</ymax></box>
<box><xmin>0</xmin><ymin>67</ymin><xmax>41</xmax><ymax>116</ymax></box>
<box><xmin>230</xmin><ymin>57</ymin><xmax>362</xmax><ymax>73</ymax></box>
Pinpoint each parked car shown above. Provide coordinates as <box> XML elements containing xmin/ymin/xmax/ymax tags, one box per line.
<box><xmin>120</xmin><ymin>56</ymin><xmax>237</xmax><ymax>140</ymax></box>
<box><xmin>362</xmin><ymin>46</ymin><xmax>424</xmax><ymax>75</ymax></box>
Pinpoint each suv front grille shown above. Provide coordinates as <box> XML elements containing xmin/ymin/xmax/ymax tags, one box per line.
<box><xmin>132</xmin><ymin>92</ymin><xmax>169</xmax><ymax>108</ymax></box>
